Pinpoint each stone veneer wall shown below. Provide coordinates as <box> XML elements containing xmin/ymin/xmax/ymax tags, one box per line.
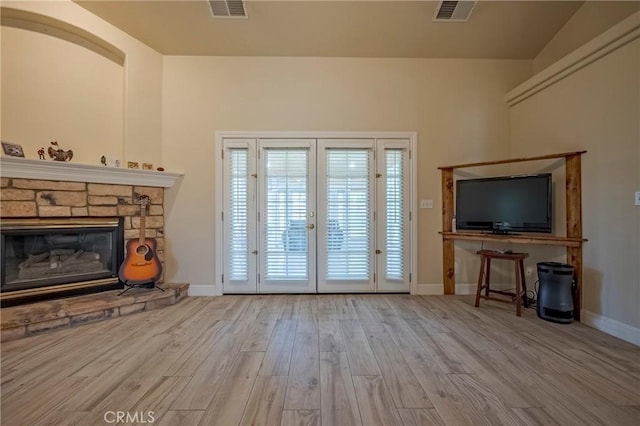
<box><xmin>0</xmin><ymin>177</ymin><xmax>165</xmax><ymax>270</ymax></box>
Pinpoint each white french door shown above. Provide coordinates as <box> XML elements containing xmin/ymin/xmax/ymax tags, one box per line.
<box><xmin>258</xmin><ymin>139</ymin><xmax>316</xmax><ymax>293</ymax></box>
<box><xmin>317</xmin><ymin>139</ymin><xmax>375</xmax><ymax>292</ymax></box>
<box><xmin>220</xmin><ymin>134</ymin><xmax>412</xmax><ymax>294</ymax></box>
<box><xmin>222</xmin><ymin>139</ymin><xmax>257</xmax><ymax>293</ymax></box>
<box><xmin>376</xmin><ymin>140</ymin><xmax>411</xmax><ymax>292</ymax></box>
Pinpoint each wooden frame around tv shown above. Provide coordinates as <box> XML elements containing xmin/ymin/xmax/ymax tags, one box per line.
<box><xmin>438</xmin><ymin>151</ymin><xmax>587</xmax><ymax>320</ymax></box>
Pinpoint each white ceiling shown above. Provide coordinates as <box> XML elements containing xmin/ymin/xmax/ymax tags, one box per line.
<box><xmin>75</xmin><ymin>1</ymin><xmax>585</xmax><ymax>59</ymax></box>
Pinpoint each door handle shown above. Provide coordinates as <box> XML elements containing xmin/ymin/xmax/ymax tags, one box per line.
<box><xmin>307</xmin><ymin>223</ymin><xmax>315</xmax><ymax>230</ymax></box>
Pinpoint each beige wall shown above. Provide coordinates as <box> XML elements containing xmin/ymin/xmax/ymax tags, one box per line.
<box><xmin>510</xmin><ymin>38</ymin><xmax>640</xmax><ymax>329</ymax></box>
<box><xmin>1</xmin><ymin>0</ymin><xmax>163</xmax><ymax>166</ymax></box>
<box><xmin>1</xmin><ymin>26</ymin><xmax>124</xmax><ymax>164</ymax></box>
<box><xmin>534</xmin><ymin>1</ymin><xmax>640</xmax><ymax>73</ymax></box>
<box><xmin>161</xmin><ymin>56</ymin><xmax>531</xmax><ymax>291</ymax></box>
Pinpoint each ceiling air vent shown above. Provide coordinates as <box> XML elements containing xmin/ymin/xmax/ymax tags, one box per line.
<box><xmin>209</xmin><ymin>0</ymin><xmax>247</xmax><ymax>18</ymax></box>
<box><xmin>433</xmin><ymin>1</ymin><xmax>476</xmax><ymax>22</ymax></box>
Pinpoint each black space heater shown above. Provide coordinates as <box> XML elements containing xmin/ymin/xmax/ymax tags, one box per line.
<box><xmin>536</xmin><ymin>262</ymin><xmax>575</xmax><ymax>324</ymax></box>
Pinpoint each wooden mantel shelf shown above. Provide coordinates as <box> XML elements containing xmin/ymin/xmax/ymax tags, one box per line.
<box><xmin>0</xmin><ymin>156</ymin><xmax>183</xmax><ymax>188</ymax></box>
<box><xmin>440</xmin><ymin>232</ymin><xmax>587</xmax><ymax>248</ymax></box>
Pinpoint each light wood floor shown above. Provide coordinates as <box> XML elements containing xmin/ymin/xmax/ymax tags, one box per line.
<box><xmin>1</xmin><ymin>294</ymin><xmax>639</xmax><ymax>426</ymax></box>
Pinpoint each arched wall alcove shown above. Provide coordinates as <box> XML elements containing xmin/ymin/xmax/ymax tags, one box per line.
<box><xmin>1</xmin><ymin>7</ymin><xmax>126</xmax><ymax>165</ymax></box>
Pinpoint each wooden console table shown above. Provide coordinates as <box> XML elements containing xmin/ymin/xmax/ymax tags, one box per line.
<box><xmin>439</xmin><ymin>151</ymin><xmax>587</xmax><ymax>320</ymax></box>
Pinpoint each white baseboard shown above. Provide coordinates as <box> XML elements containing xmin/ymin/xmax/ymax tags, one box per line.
<box><xmin>187</xmin><ymin>284</ymin><xmax>219</xmax><ymax>297</ymax></box>
<box><xmin>581</xmin><ymin>310</ymin><xmax>640</xmax><ymax>346</ymax></box>
<box><xmin>416</xmin><ymin>283</ymin><xmax>476</xmax><ymax>295</ymax></box>
<box><xmin>416</xmin><ymin>284</ymin><xmax>443</xmax><ymax>295</ymax></box>
<box><xmin>455</xmin><ymin>284</ymin><xmax>476</xmax><ymax>295</ymax></box>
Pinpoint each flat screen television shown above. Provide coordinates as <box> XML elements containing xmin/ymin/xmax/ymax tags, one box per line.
<box><xmin>455</xmin><ymin>173</ymin><xmax>552</xmax><ymax>234</ymax></box>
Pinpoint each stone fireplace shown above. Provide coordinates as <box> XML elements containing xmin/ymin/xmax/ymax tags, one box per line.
<box><xmin>0</xmin><ymin>158</ymin><xmax>182</xmax><ymax>306</ymax></box>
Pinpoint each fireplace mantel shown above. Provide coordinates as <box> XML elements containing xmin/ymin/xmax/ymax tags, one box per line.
<box><xmin>0</xmin><ymin>157</ymin><xmax>183</xmax><ymax>188</ymax></box>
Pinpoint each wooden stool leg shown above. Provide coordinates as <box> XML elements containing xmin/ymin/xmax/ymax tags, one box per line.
<box><xmin>519</xmin><ymin>259</ymin><xmax>528</xmax><ymax>308</ymax></box>
<box><xmin>475</xmin><ymin>256</ymin><xmax>486</xmax><ymax>307</ymax></box>
<box><xmin>514</xmin><ymin>260</ymin><xmax>522</xmax><ymax>316</ymax></box>
<box><xmin>485</xmin><ymin>258</ymin><xmax>492</xmax><ymax>297</ymax></box>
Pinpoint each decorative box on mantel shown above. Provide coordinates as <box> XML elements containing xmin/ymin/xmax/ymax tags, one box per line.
<box><xmin>0</xmin><ymin>157</ymin><xmax>183</xmax><ymax>304</ymax></box>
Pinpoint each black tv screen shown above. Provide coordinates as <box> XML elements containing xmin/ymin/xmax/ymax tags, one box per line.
<box><xmin>456</xmin><ymin>173</ymin><xmax>552</xmax><ymax>234</ymax></box>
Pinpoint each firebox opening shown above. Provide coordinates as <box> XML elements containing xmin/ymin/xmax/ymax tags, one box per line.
<box><xmin>1</xmin><ymin>217</ymin><xmax>124</xmax><ymax>307</ymax></box>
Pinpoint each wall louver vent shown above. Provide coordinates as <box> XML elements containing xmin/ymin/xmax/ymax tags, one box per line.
<box><xmin>209</xmin><ymin>0</ymin><xmax>247</xmax><ymax>18</ymax></box>
<box><xmin>433</xmin><ymin>1</ymin><xmax>476</xmax><ymax>22</ymax></box>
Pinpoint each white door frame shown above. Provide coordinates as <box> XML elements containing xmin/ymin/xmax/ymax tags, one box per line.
<box><xmin>215</xmin><ymin>131</ymin><xmax>418</xmax><ymax>296</ymax></box>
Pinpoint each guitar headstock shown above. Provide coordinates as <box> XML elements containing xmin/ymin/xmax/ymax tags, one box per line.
<box><xmin>136</xmin><ymin>195</ymin><xmax>151</xmax><ymax>207</ymax></box>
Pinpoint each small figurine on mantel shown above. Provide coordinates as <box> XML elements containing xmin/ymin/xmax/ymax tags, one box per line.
<box><xmin>100</xmin><ymin>155</ymin><xmax>107</xmax><ymax>166</ymax></box>
<box><xmin>48</xmin><ymin>141</ymin><xmax>73</xmax><ymax>162</ymax></box>
<box><xmin>37</xmin><ymin>147</ymin><xmax>46</xmax><ymax>159</ymax></box>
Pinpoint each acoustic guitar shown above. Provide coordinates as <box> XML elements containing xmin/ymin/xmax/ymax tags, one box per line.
<box><xmin>118</xmin><ymin>195</ymin><xmax>163</xmax><ymax>285</ymax></box>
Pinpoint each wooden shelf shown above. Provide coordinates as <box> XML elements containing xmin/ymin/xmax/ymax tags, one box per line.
<box><xmin>438</xmin><ymin>150</ymin><xmax>587</xmax><ymax>170</ymax></box>
<box><xmin>440</xmin><ymin>232</ymin><xmax>586</xmax><ymax>248</ymax></box>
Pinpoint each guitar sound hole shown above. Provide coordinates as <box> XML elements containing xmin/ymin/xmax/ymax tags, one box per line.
<box><xmin>136</xmin><ymin>245</ymin><xmax>149</xmax><ymax>255</ymax></box>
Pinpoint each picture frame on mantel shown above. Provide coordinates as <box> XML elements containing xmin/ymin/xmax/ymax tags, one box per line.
<box><xmin>2</xmin><ymin>142</ymin><xmax>25</xmax><ymax>158</ymax></box>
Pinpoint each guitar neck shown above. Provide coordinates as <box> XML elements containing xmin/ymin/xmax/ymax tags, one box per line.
<box><xmin>138</xmin><ymin>203</ymin><xmax>147</xmax><ymax>246</ymax></box>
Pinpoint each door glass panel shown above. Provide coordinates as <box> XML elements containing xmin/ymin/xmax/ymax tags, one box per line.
<box><xmin>227</xmin><ymin>149</ymin><xmax>249</xmax><ymax>281</ymax></box>
<box><xmin>263</xmin><ymin>149</ymin><xmax>309</xmax><ymax>281</ymax></box>
<box><xmin>325</xmin><ymin>149</ymin><xmax>371</xmax><ymax>280</ymax></box>
<box><xmin>385</xmin><ymin>149</ymin><xmax>405</xmax><ymax>280</ymax></box>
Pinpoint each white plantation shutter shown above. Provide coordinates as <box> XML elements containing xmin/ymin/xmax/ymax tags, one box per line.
<box><xmin>222</xmin><ymin>139</ymin><xmax>257</xmax><ymax>293</ymax></box>
<box><xmin>326</xmin><ymin>150</ymin><xmax>371</xmax><ymax>279</ymax></box>
<box><xmin>317</xmin><ymin>140</ymin><xmax>375</xmax><ymax>292</ymax></box>
<box><xmin>385</xmin><ymin>149</ymin><xmax>405</xmax><ymax>280</ymax></box>
<box><xmin>377</xmin><ymin>140</ymin><xmax>410</xmax><ymax>292</ymax></box>
<box><xmin>262</xmin><ymin>148</ymin><xmax>310</xmax><ymax>281</ymax></box>
<box><xmin>229</xmin><ymin>149</ymin><xmax>249</xmax><ymax>280</ymax></box>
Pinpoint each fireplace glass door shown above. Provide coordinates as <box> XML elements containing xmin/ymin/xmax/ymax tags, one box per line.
<box><xmin>1</xmin><ymin>218</ymin><xmax>124</xmax><ymax>304</ymax></box>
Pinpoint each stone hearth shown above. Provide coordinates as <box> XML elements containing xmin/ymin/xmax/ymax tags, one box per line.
<box><xmin>1</xmin><ymin>283</ymin><xmax>189</xmax><ymax>341</ymax></box>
